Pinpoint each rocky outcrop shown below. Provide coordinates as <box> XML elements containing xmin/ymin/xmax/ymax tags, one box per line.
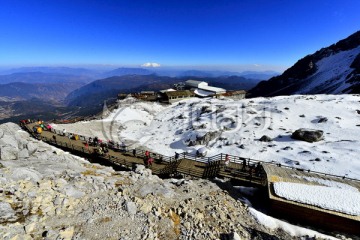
<box><xmin>291</xmin><ymin>128</ymin><xmax>324</xmax><ymax>143</ymax></box>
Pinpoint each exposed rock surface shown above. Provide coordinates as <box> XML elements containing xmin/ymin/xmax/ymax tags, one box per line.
<box><xmin>259</xmin><ymin>135</ymin><xmax>272</xmax><ymax>142</ymax></box>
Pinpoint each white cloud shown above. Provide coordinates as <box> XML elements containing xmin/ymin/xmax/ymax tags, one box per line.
<box><xmin>141</xmin><ymin>62</ymin><xmax>161</xmax><ymax>67</ymax></box>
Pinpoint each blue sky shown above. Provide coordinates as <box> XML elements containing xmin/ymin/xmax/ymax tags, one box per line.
<box><xmin>1</xmin><ymin>0</ymin><xmax>360</xmax><ymax>71</ymax></box>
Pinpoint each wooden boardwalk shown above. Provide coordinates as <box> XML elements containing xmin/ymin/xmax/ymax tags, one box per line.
<box><xmin>23</xmin><ymin>122</ymin><xmax>360</xmax><ymax>235</ymax></box>
<box><xmin>25</xmin><ymin>122</ymin><xmax>266</xmax><ymax>186</ymax></box>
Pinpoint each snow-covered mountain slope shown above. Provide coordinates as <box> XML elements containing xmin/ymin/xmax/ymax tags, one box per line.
<box><xmin>251</xmin><ymin>31</ymin><xmax>360</xmax><ymax>96</ymax></box>
<box><xmin>56</xmin><ymin>95</ymin><xmax>360</xmax><ymax>179</ymax></box>
<box><xmin>296</xmin><ymin>46</ymin><xmax>360</xmax><ymax>94</ymax></box>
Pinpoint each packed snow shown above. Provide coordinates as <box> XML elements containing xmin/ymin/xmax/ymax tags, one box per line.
<box><xmin>273</xmin><ymin>182</ymin><xmax>360</xmax><ymax>215</ymax></box>
<box><xmin>54</xmin><ymin>94</ymin><xmax>360</xmax><ymax>179</ymax></box>
<box><xmin>249</xmin><ymin>208</ymin><xmax>339</xmax><ymax>240</ymax></box>
<box><xmin>293</xmin><ymin>175</ymin><xmax>359</xmax><ymax>192</ymax></box>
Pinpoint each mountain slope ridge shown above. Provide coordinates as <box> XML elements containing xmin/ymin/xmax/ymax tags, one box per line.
<box><xmin>250</xmin><ymin>31</ymin><xmax>360</xmax><ymax>97</ymax></box>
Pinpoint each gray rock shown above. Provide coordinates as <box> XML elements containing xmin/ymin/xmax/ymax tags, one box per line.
<box><xmin>318</xmin><ymin>117</ymin><xmax>328</xmax><ymax>123</ymax></box>
<box><xmin>26</xmin><ymin>142</ymin><xmax>38</xmax><ymax>155</ymax></box>
<box><xmin>228</xmin><ymin>232</ymin><xmax>241</xmax><ymax>240</ymax></box>
<box><xmin>0</xmin><ymin>146</ymin><xmax>18</xmax><ymax>160</ymax></box>
<box><xmin>0</xmin><ymin>134</ymin><xmax>18</xmax><ymax>149</ymax></box>
<box><xmin>291</xmin><ymin>128</ymin><xmax>324</xmax><ymax>143</ymax></box>
<box><xmin>259</xmin><ymin>135</ymin><xmax>272</xmax><ymax>142</ymax></box>
<box><xmin>125</xmin><ymin>201</ymin><xmax>137</xmax><ymax>216</ymax></box>
<box><xmin>134</xmin><ymin>165</ymin><xmax>146</xmax><ymax>174</ymax></box>
<box><xmin>18</xmin><ymin>148</ymin><xmax>29</xmax><ymax>159</ymax></box>
<box><xmin>0</xmin><ymin>202</ymin><xmax>17</xmax><ymax>222</ymax></box>
<box><xmin>194</xmin><ymin>131</ymin><xmax>219</xmax><ymax>145</ymax></box>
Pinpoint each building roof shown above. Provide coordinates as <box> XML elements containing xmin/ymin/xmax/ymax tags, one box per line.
<box><xmin>185</xmin><ymin>80</ymin><xmax>207</xmax><ymax>86</ymax></box>
<box><xmin>165</xmin><ymin>90</ymin><xmax>194</xmax><ymax>97</ymax></box>
<box><xmin>160</xmin><ymin>88</ymin><xmax>176</xmax><ymax>93</ymax></box>
<box><xmin>198</xmin><ymin>85</ymin><xmax>226</xmax><ymax>93</ymax></box>
<box><xmin>194</xmin><ymin>88</ymin><xmax>215</xmax><ymax>97</ymax></box>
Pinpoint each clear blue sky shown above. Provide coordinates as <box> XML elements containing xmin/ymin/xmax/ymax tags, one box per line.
<box><xmin>1</xmin><ymin>0</ymin><xmax>360</xmax><ymax>71</ymax></box>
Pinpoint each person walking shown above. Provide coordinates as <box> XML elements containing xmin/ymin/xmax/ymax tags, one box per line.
<box><xmin>241</xmin><ymin>158</ymin><xmax>247</xmax><ymax>172</ymax></box>
<box><xmin>132</xmin><ymin>149</ymin><xmax>136</xmax><ymax>157</ymax></box>
<box><xmin>224</xmin><ymin>154</ymin><xmax>230</xmax><ymax>171</ymax></box>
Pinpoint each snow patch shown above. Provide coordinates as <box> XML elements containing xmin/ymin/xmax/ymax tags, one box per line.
<box><xmin>273</xmin><ymin>182</ymin><xmax>360</xmax><ymax>215</ymax></box>
<box><xmin>249</xmin><ymin>207</ymin><xmax>339</xmax><ymax>240</ymax></box>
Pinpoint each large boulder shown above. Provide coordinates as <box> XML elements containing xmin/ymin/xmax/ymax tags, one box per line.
<box><xmin>291</xmin><ymin>128</ymin><xmax>324</xmax><ymax>143</ymax></box>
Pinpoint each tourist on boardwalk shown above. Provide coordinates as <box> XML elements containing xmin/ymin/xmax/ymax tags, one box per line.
<box><xmin>94</xmin><ymin>137</ymin><xmax>99</xmax><ymax>146</ymax></box>
<box><xmin>156</xmin><ymin>155</ymin><xmax>163</xmax><ymax>164</ymax></box>
<box><xmin>255</xmin><ymin>162</ymin><xmax>262</xmax><ymax>177</ymax></box>
<box><xmin>175</xmin><ymin>152</ymin><xmax>179</xmax><ymax>160</ymax></box>
<box><xmin>224</xmin><ymin>154</ymin><xmax>230</xmax><ymax>171</ymax></box>
<box><xmin>147</xmin><ymin>157</ymin><xmax>154</xmax><ymax>166</ymax></box>
<box><xmin>121</xmin><ymin>142</ymin><xmax>126</xmax><ymax>152</ymax></box>
<box><xmin>241</xmin><ymin>158</ymin><xmax>247</xmax><ymax>172</ymax></box>
<box><xmin>145</xmin><ymin>150</ymin><xmax>150</xmax><ymax>158</ymax></box>
<box><xmin>132</xmin><ymin>149</ymin><xmax>136</xmax><ymax>157</ymax></box>
<box><xmin>84</xmin><ymin>141</ymin><xmax>89</xmax><ymax>150</ymax></box>
<box><xmin>248</xmin><ymin>164</ymin><xmax>254</xmax><ymax>181</ymax></box>
<box><xmin>52</xmin><ymin>135</ymin><xmax>57</xmax><ymax>144</ymax></box>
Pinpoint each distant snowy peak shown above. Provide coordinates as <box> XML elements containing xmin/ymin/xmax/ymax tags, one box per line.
<box><xmin>250</xmin><ymin>31</ymin><xmax>360</xmax><ymax>96</ymax></box>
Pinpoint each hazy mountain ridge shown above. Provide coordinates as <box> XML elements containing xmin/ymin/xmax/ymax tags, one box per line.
<box><xmin>0</xmin><ymin>72</ymin><xmax>93</xmax><ymax>84</ymax></box>
<box><xmin>250</xmin><ymin>31</ymin><xmax>360</xmax><ymax>97</ymax></box>
<box><xmin>102</xmin><ymin>67</ymin><xmax>153</xmax><ymax>78</ymax></box>
<box><xmin>0</xmin><ymin>82</ymin><xmax>84</xmax><ymax>101</ymax></box>
<box><xmin>0</xmin><ymin>67</ymin><xmax>99</xmax><ymax>77</ymax></box>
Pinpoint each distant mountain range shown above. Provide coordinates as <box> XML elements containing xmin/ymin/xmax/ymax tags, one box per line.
<box><xmin>1</xmin><ymin>67</ymin><xmax>99</xmax><ymax>77</ymax></box>
<box><xmin>100</xmin><ymin>68</ymin><xmax>279</xmax><ymax>80</ymax></box>
<box><xmin>101</xmin><ymin>68</ymin><xmax>153</xmax><ymax>78</ymax></box>
<box><xmin>250</xmin><ymin>31</ymin><xmax>360</xmax><ymax>97</ymax></box>
<box><xmin>0</xmin><ymin>82</ymin><xmax>84</xmax><ymax>101</ymax></box>
<box><xmin>0</xmin><ymin>72</ymin><xmax>93</xmax><ymax>84</ymax></box>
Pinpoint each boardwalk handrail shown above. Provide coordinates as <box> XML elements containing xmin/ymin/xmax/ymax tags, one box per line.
<box><xmin>22</xmin><ymin>122</ymin><xmax>360</xmax><ymax>183</ymax></box>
